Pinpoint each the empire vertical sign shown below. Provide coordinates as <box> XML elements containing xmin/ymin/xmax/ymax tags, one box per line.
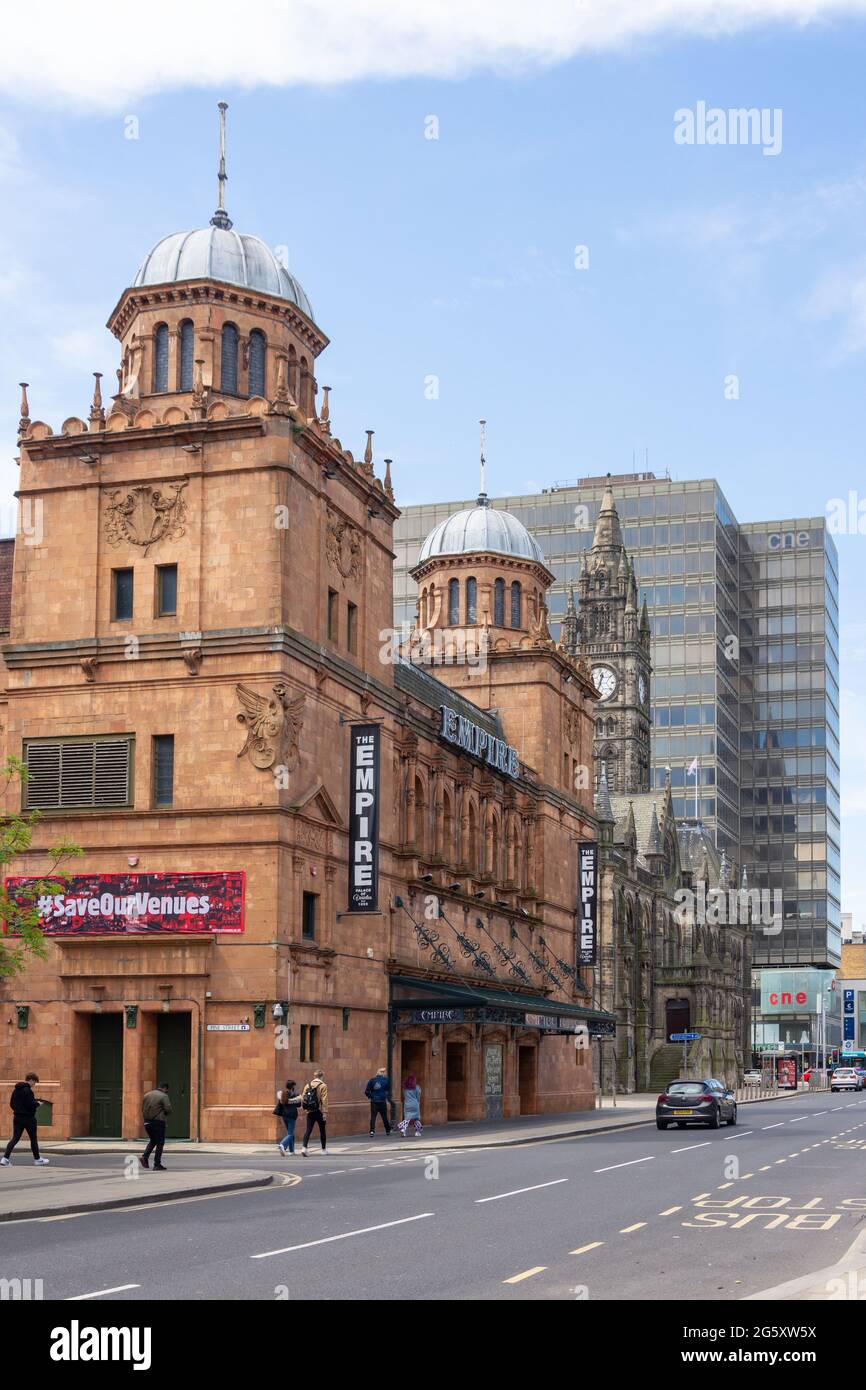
<box><xmin>577</xmin><ymin>842</ymin><xmax>598</xmax><ymax>967</ymax></box>
<box><xmin>348</xmin><ymin>724</ymin><xmax>380</xmax><ymax>912</ymax></box>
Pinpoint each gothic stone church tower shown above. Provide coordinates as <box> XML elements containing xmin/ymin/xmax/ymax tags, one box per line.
<box><xmin>563</xmin><ymin>483</ymin><xmax>651</xmax><ymax>796</ymax></box>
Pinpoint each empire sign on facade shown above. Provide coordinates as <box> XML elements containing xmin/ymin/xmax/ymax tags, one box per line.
<box><xmin>439</xmin><ymin>704</ymin><xmax>520</xmax><ymax>777</ymax></box>
<box><xmin>348</xmin><ymin>724</ymin><xmax>380</xmax><ymax>912</ymax></box>
<box><xmin>578</xmin><ymin>843</ymin><xmax>598</xmax><ymax>967</ymax></box>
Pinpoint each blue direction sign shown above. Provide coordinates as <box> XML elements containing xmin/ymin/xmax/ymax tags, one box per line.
<box><xmin>670</xmin><ymin>1031</ymin><xmax>700</xmax><ymax>1041</ymax></box>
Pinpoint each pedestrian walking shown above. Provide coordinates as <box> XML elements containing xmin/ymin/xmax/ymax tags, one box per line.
<box><xmin>364</xmin><ymin>1066</ymin><xmax>392</xmax><ymax>1136</ymax></box>
<box><xmin>0</xmin><ymin>1072</ymin><xmax>50</xmax><ymax>1165</ymax></box>
<box><xmin>274</xmin><ymin>1079</ymin><xmax>299</xmax><ymax>1155</ymax></box>
<box><xmin>397</xmin><ymin>1074</ymin><xmax>423</xmax><ymax>1137</ymax></box>
<box><xmin>140</xmin><ymin>1082</ymin><xmax>171</xmax><ymax>1171</ymax></box>
<box><xmin>300</xmin><ymin>1070</ymin><xmax>328</xmax><ymax>1155</ymax></box>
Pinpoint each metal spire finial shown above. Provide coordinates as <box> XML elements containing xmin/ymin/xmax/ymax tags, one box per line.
<box><xmin>210</xmin><ymin>102</ymin><xmax>233</xmax><ymax>231</ymax></box>
<box><xmin>477</xmin><ymin>418</ymin><xmax>488</xmax><ymax>507</ymax></box>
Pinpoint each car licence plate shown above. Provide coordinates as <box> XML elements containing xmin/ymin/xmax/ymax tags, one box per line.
<box><xmin>673</xmin><ymin>1109</ymin><xmax>692</xmax><ymax>1115</ymax></box>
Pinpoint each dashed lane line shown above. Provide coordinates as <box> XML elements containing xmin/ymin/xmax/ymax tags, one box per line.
<box><xmin>571</xmin><ymin>1241</ymin><xmax>605</xmax><ymax>1255</ymax></box>
<box><xmin>670</xmin><ymin>1142</ymin><xmax>710</xmax><ymax>1153</ymax></box>
<box><xmin>67</xmin><ymin>1285</ymin><xmax>141</xmax><ymax>1301</ymax></box>
<box><xmin>594</xmin><ymin>1157</ymin><xmax>654</xmax><ymax>1174</ymax></box>
<box><xmin>659</xmin><ymin>1206</ymin><xmax>682</xmax><ymax>1216</ymax></box>
<box><xmin>503</xmin><ymin>1267</ymin><xmax>546</xmax><ymax>1284</ymax></box>
<box><xmin>728</xmin><ymin>1131</ymin><xmax>754</xmax><ymax>1139</ymax></box>
<box><xmin>251</xmin><ymin>1213</ymin><xmax>435</xmax><ymax>1258</ymax></box>
<box><xmin>619</xmin><ymin>1222</ymin><xmax>647</xmax><ymax>1234</ymax></box>
<box><xmin>763</xmin><ymin>1122</ymin><xmax>785</xmax><ymax>1130</ymax></box>
<box><xmin>476</xmin><ymin>1179</ymin><xmax>569</xmax><ymax>1204</ymax></box>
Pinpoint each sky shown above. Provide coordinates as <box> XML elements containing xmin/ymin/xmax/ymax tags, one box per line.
<box><xmin>0</xmin><ymin>0</ymin><xmax>865</xmax><ymax>918</ymax></box>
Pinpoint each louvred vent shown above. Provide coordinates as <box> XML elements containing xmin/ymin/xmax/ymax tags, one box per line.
<box><xmin>25</xmin><ymin>739</ymin><xmax>132</xmax><ymax>810</ymax></box>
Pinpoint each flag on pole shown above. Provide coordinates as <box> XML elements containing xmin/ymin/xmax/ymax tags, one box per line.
<box><xmin>687</xmin><ymin>756</ymin><xmax>698</xmax><ymax>776</ymax></box>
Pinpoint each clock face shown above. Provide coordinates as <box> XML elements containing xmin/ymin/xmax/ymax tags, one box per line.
<box><xmin>638</xmin><ymin>673</ymin><xmax>648</xmax><ymax>706</ymax></box>
<box><xmin>591</xmin><ymin>665</ymin><xmax>617</xmax><ymax>701</ymax></box>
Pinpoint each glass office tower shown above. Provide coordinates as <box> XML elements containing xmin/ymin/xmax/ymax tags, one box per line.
<box><xmin>394</xmin><ymin>474</ymin><xmax>840</xmax><ymax>973</ymax></box>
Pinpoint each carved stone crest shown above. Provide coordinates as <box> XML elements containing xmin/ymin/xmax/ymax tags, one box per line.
<box><xmin>325</xmin><ymin>508</ymin><xmax>361</xmax><ymax>583</ymax></box>
<box><xmin>236</xmin><ymin>682</ymin><xmax>305</xmax><ymax>771</ymax></box>
<box><xmin>105</xmin><ymin>481</ymin><xmax>188</xmax><ymax>556</ymax></box>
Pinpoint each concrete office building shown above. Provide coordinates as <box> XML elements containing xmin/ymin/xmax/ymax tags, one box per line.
<box><xmin>395</xmin><ymin>474</ymin><xmax>841</xmax><ymax>1003</ymax></box>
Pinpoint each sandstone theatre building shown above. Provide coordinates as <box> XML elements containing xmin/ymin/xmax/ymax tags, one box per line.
<box><xmin>0</xmin><ymin>159</ymin><xmax>615</xmax><ymax>1141</ymax></box>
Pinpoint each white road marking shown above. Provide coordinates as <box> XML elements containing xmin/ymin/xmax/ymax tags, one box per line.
<box><xmin>594</xmin><ymin>1157</ymin><xmax>654</xmax><ymax>1174</ymax></box>
<box><xmin>476</xmin><ymin>1179</ymin><xmax>569</xmax><ymax>1204</ymax></box>
<box><xmin>762</xmin><ymin>1122</ymin><xmax>785</xmax><ymax>1130</ymax></box>
<box><xmin>670</xmin><ymin>1142</ymin><xmax>710</xmax><ymax>1153</ymax></box>
<box><xmin>727</xmin><ymin>1130</ymin><xmax>753</xmax><ymax>1139</ymax></box>
<box><xmin>659</xmin><ymin>1206</ymin><xmax>682</xmax><ymax>1216</ymax></box>
<box><xmin>66</xmin><ymin>1284</ymin><xmax>141</xmax><ymax>1301</ymax></box>
<box><xmin>789</xmin><ymin>1116</ymin><xmax>808</xmax><ymax>1122</ymax></box>
<box><xmin>251</xmin><ymin>1213</ymin><xmax>435</xmax><ymax>1258</ymax></box>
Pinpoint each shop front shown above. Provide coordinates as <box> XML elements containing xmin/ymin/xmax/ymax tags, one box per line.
<box><xmin>388</xmin><ymin>976</ymin><xmax>616</xmax><ymax>1124</ymax></box>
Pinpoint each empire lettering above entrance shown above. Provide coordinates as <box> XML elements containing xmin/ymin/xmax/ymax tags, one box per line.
<box><xmin>5</xmin><ymin>872</ymin><xmax>245</xmax><ymax>935</ymax></box>
<box><xmin>439</xmin><ymin>704</ymin><xmax>520</xmax><ymax>777</ymax></box>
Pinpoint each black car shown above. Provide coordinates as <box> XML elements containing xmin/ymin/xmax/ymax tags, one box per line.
<box><xmin>656</xmin><ymin>1078</ymin><xmax>737</xmax><ymax>1130</ymax></box>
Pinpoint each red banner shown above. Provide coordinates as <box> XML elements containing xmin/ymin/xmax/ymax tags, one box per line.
<box><xmin>4</xmin><ymin>872</ymin><xmax>245</xmax><ymax>935</ymax></box>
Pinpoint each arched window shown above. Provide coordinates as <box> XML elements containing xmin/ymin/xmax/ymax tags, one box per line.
<box><xmin>220</xmin><ymin>324</ymin><xmax>239</xmax><ymax>394</ymax></box>
<box><xmin>494</xmin><ymin>578</ymin><xmax>505</xmax><ymax>626</ymax></box>
<box><xmin>248</xmin><ymin>329</ymin><xmax>266</xmax><ymax>397</ymax></box>
<box><xmin>178</xmin><ymin>320</ymin><xmax>194</xmax><ymax>391</ymax></box>
<box><xmin>153</xmin><ymin>323</ymin><xmax>169</xmax><ymax>393</ymax></box>
<box><xmin>448</xmin><ymin>578</ymin><xmax>459</xmax><ymax>625</ymax></box>
<box><xmin>510</xmin><ymin>581</ymin><xmax>522</xmax><ymax>628</ymax></box>
<box><xmin>466</xmin><ymin>577</ymin><xmax>477</xmax><ymax>624</ymax></box>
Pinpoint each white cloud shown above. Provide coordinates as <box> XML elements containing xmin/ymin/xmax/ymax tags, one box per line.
<box><xmin>803</xmin><ymin>256</ymin><xmax>866</xmax><ymax>353</ymax></box>
<box><xmin>2</xmin><ymin>1</ymin><xmax>866</xmax><ymax>109</ymax></box>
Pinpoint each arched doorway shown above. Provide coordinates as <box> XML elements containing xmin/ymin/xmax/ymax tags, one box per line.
<box><xmin>666</xmin><ymin>997</ymin><xmax>691</xmax><ymax>1040</ymax></box>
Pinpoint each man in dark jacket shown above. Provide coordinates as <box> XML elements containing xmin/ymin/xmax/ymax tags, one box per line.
<box><xmin>365</xmin><ymin>1067</ymin><xmax>392</xmax><ymax>1136</ymax></box>
<box><xmin>1</xmin><ymin>1073</ymin><xmax>50</xmax><ymax>1165</ymax></box>
<box><xmin>140</xmin><ymin>1082</ymin><xmax>171</xmax><ymax>1171</ymax></box>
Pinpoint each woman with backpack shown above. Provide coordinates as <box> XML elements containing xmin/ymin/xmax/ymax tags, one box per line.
<box><xmin>300</xmin><ymin>1070</ymin><xmax>328</xmax><ymax>1155</ymax></box>
<box><xmin>397</xmin><ymin>1073</ymin><xmax>422</xmax><ymax>1137</ymax></box>
<box><xmin>274</xmin><ymin>1079</ymin><xmax>299</xmax><ymax>1156</ymax></box>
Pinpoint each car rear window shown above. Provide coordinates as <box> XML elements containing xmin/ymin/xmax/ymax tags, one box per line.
<box><xmin>667</xmin><ymin>1082</ymin><xmax>707</xmax><ymax>1094</ymax></box>
<box><xmin>835</xmin><ymin>1069</ymin><xmax>856</xmax><ymax>1076</ymax></box>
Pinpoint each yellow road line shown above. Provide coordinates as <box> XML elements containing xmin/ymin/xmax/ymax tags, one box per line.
<box><xmin>571</xmin><ymin>1241</ymin><xmax>604</xmax><ymax>1254</ymax></box>
<box><xmin>619</xmin><ymin>1222</ymin><xmax>647</xmax><ymax>1233</ymax></box>
<box><xmin>503</xmin><ymin>1266</ymin><xmax>546</xmax><ymax>1284</ymax></box>
<box><xmin>659</xmin><ymin>1206</ymin><xmax>682</xmax><ymax>1216</ymax></box>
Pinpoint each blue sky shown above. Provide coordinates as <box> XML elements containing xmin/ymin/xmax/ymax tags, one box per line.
<box><xmin>0</xmin><ymin>3</ymin><xmax>865</xmax><ymax>918</ymax></box>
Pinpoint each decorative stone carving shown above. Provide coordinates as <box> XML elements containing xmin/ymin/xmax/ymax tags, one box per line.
<box><xmin>236</xmin><ymin>682</ymin><xmax>305</xmax><ymax>771</ymax></box>
<box><xmin>80</xmin><ymin>657</ymin><xmax>98</xmax><ymax>683</ymax></box>
<box><xmin>105</xmin><ymin>481</ymin><xmax>188</xmax><ymax>556</ymax></box>
<box><xmin>182</xmin><ymin>648</ymin><xmax>202</xmax><ymax>676</ymax></box>
<box><xmin>325</xmin><ymin>507</ymin><xmax>361</xmax><ymax>584</ymax></box>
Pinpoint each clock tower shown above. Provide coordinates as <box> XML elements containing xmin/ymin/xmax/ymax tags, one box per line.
<box><xmin>568</xmin><ymin>482</ymin><xmax>651</xmax><ymax>795</ymax></box>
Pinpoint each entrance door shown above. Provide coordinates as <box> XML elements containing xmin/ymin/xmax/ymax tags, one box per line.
<box><xmin>518</xmin><ymin>1045</ymin><xmax>537</xmax><ymax>1114</ymax></box>
<box><xmin>445</xmin><ymin>1042</ymin><xmax>468</xmax><ymax>1120</ymax></box>
<box><xmin>156</xmin><ymin>1013</ymin><xmax>191</xmax><ymax>1138</ymax></box>
<box><xmin>666</xmin><ymin>998</ymin><xmax>691</xmax><ymax>1041</ymax></box>
<box><xmin>89</xmin><ymin>1014</ymin><xmax>123</xmax><ymax>1137</ymax></box>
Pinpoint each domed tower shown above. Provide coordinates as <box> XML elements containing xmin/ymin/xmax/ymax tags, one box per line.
<box><xmin>575</xmin><ymin>481</ymin><xmax>651</xmax><ymax>795</ymax></box>
<box><xmin>107</xmin><ymin>105</ymin><xmax>326</xmax><ymax>421</ymax></box>
<box><xmin>410</xmin><ymin>431</ymin><xmax>596</xmax><ymax>797</ymax></box>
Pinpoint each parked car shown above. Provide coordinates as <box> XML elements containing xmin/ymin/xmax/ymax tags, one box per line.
<box><xmin>742</xmin><ymin>1069</ymin><xmax>762</xmax><ymax>1085</ymax></box>
<box><xmin>830</xmin><ymin>1067</ymin><xmax>861</xmax><ymax>1093</ymax></box>
<box><xmin>656</xmin><ymin>1078</ymin><xmax>737</xmax><ymax>1130</ymax></box>
<box><xmin>853</xmin><ymin>1067</ymin><xmax>866</xmax><ymax>1091</ymax></box>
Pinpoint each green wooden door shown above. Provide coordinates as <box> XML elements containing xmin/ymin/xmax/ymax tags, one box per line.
<box><xmin>89</xmin><ymin>1014</ymin><xmax>123</xmax><ymax>1136</ymax></box>
<box><xmin>156</xmin><ymin>1013</ymin><xmax>191</xmax><ymax>1138</ymax></box>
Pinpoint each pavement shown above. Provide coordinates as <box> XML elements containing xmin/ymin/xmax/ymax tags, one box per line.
<box><xmin>0</xmin><ymin>1163</ymin><xmax>273</xmax><ymax>1222</ymax></box>
<box><xmin>37</xmin><ymin>1085</ymin><xmax>813</xmax><ymax>1161</ymax></box>
<box><xmin>2</xmin><ymin>1088</ymin><xmax>863</xmax><ymax>1300</ymax></box>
